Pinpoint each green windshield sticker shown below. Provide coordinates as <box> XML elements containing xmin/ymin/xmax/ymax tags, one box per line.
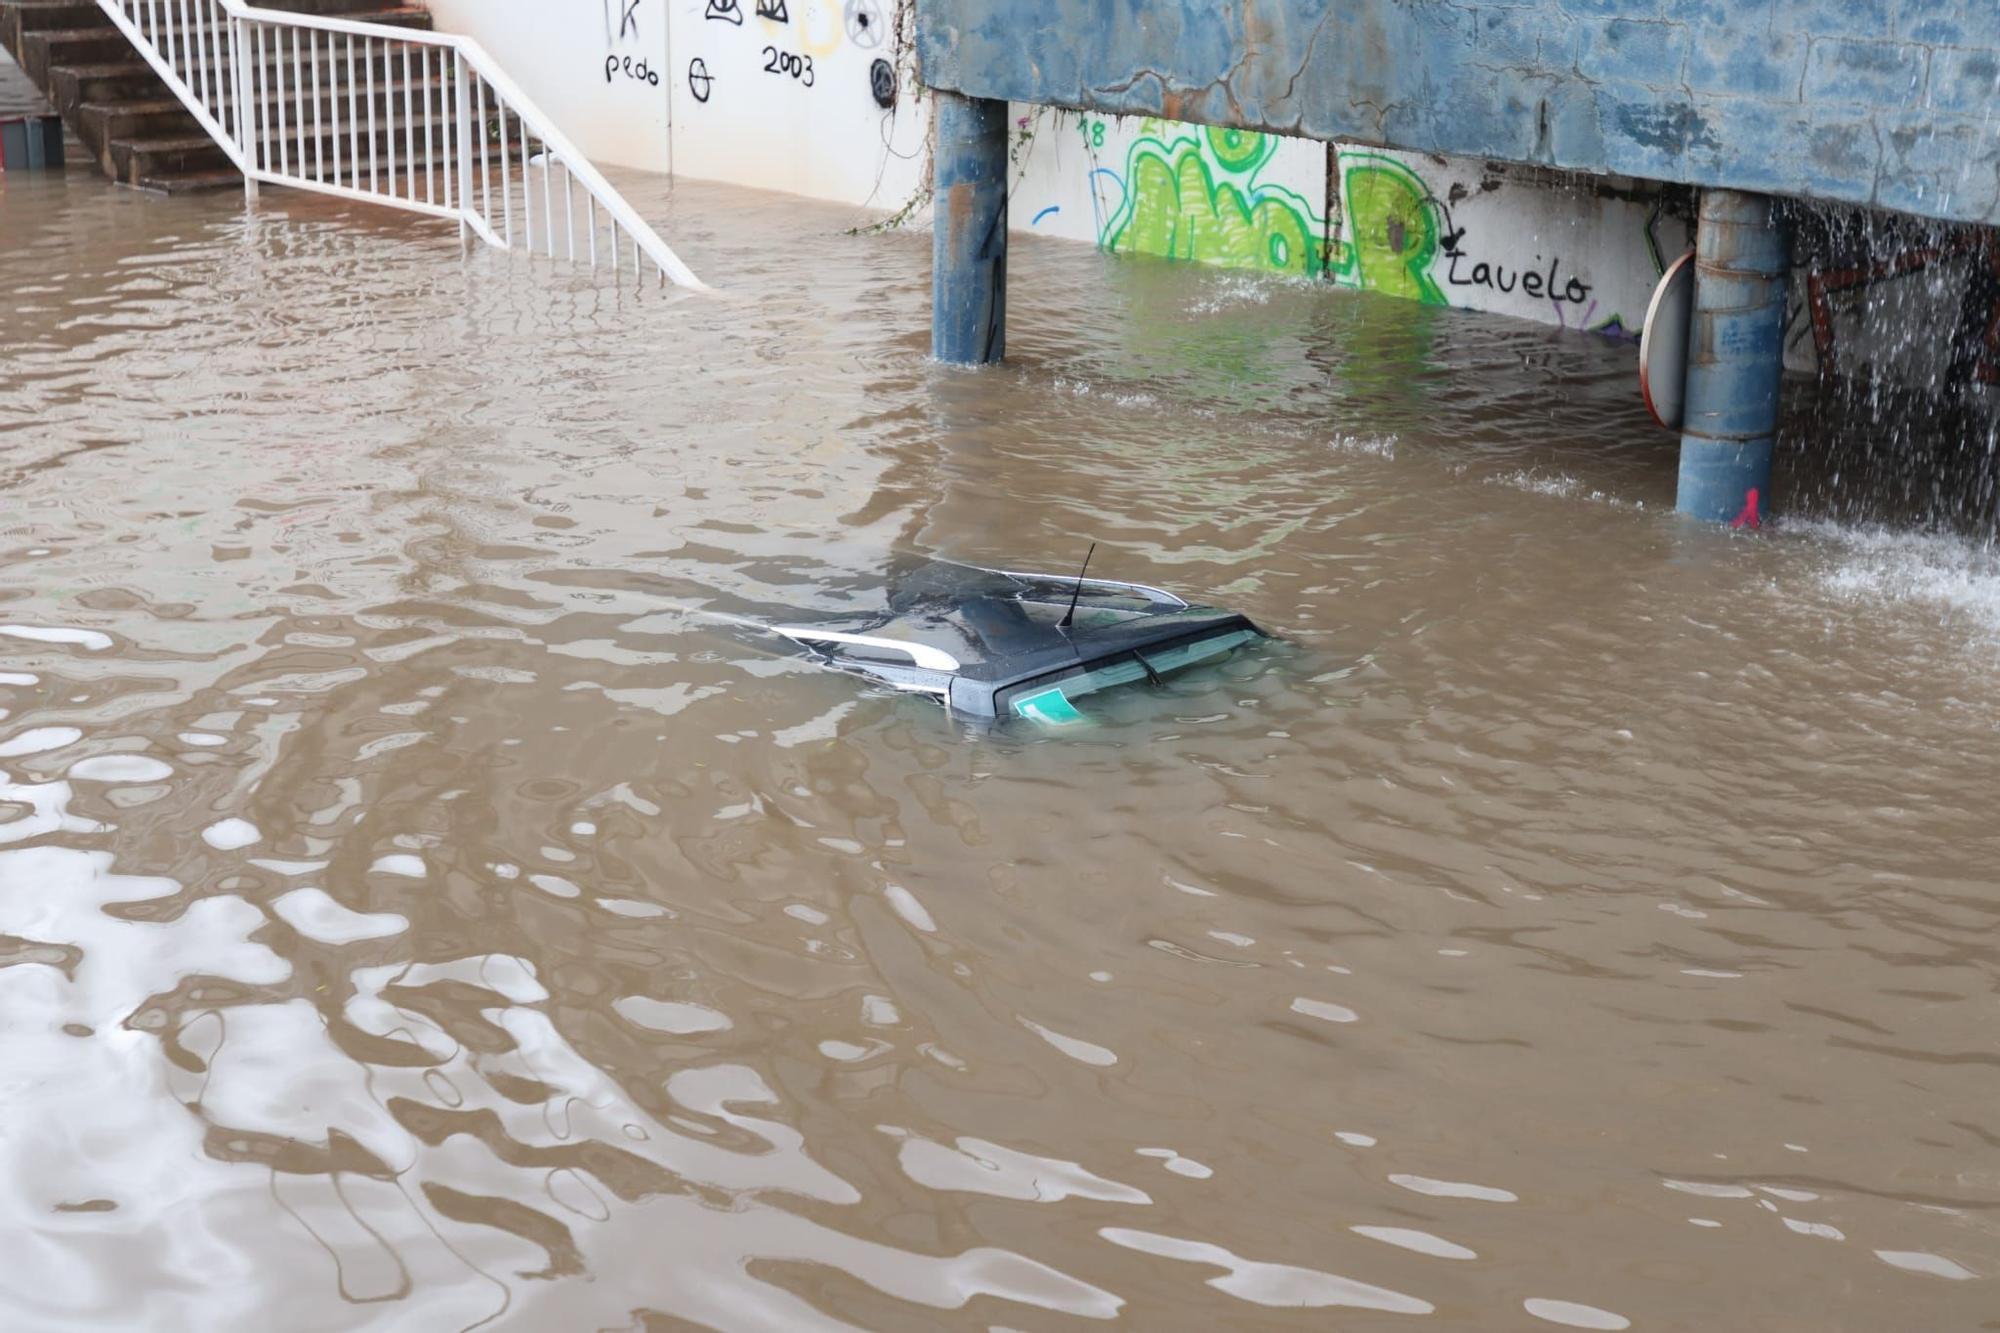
<box><xmin>1013</xmin><ymin>687</ymin><xmax>1086</xmax><ymax>725</ymax></box>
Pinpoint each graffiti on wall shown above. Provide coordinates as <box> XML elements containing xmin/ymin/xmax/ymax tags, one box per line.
<box><xmin>682</xmin><ymin>0</ymin><xmax>913</xmax><ymax>112</ymax></box>
<box><xmin>1016</xmin><ymin>109</ymin><xmax>1656</xmax><ymax>338</ymax></box>
<box><xmin>1065</xmin><ymin>118</ymin><xmax>1627</xmax><ymax>331</ymax></box>
<box><xmin>1101</xmin><ymin>123</ymin><xmax>1326</xmax><ymax>278</ymax></box>
<box><xmin>598</xmin><ymin>0</ymin><xmax>660</xmax><ymax>84</ymax></box>
<box><xmin>1331</xmin><ymin>153</ymin><xmax>1446</xmax><ymax>304</ymax></box>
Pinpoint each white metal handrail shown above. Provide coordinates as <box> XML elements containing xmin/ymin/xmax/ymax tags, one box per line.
<box><xmin>94</xmin><ymin>0</ymin><xmax>706</xmax><ymax>289</ymax></box>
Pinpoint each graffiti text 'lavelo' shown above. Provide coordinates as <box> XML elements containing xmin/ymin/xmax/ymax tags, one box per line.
<box><xmin>1443</xmin><ymin>245</ymin><xmax>1593</xmax><ymax>305</ymax></box>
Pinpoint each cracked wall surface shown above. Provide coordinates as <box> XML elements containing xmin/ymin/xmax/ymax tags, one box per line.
<box><xmin>916</xmin><ymin>0</ymin><xmax>2000</xmax><ymax>226</ymax></box>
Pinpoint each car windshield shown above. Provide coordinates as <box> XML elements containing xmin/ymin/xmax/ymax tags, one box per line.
<box><xmin>1000</xmin><ymin>627</ymin><xmax>1260</xmax><ymax>724</ymax></box>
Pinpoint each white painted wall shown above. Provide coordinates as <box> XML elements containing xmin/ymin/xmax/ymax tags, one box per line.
<box><xmin>667</xmin><ymin>0</ymin><xmax>928</xmax><ymax>212</ymax></box>
<box><xmin>426</xmin><ymin>0</ymin><xmax>671</xmax><ymax>172</ymax></box>
<box><xmin>426</xmin><ymin>0</ymin><xmax>926</xmax><ymax>211</ymax></box>
<box><xmin>422</xmin><ymin>2</ymin><xmax>1686</xmax><ymax>340</ymax></box>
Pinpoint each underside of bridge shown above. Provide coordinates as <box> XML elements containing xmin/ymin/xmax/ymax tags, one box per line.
<box><xmin>917</xmin><ymin>0</ymin><xmax>2000</xmax><ymax>522</ymax></box>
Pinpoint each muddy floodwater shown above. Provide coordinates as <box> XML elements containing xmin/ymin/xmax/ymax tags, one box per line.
<box><xmin>3</xmin><ymin>167</ymin><xmax>1998</xmax><ymax>1331</ymax></box>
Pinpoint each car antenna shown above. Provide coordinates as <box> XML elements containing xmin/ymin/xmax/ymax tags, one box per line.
<box><xmin>1057</xmin><ymin>542</ymin><xmax>1097</xmax><ymax>631</ymax></box>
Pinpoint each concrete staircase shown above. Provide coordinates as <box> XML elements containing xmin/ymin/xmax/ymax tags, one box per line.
<box><xmin>0</xmin><ymin>0</ymin><xmax>430</xmax><ymax>192</ymax></box>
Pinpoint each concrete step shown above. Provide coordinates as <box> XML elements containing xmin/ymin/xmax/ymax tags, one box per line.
<box><xmin>135</xmin><ymin>163</ymin><xmax>239</xmax><ymax>192</ymax></box>
<box><xmin>3</xmin><ymin>0</ymin><xmax>456</xmax><ymax>194</ymax></box>
<box><xmin>19</xmin><ymin>25</ymin><xmax>130</xmax><ymax>79</ymax></box>
<box><xmin>77</xmin><ymin>94</ymin><xmax>198</xmax><ymax>142</ymax></box>
<box><xmin>49</xmin><ymin>56</ymin><xmax>167</xmax><ymax>104</ymax></box>
<box><xmin>107</xmin><ymin>128</ymin><xmax>231</xmax><ymax>182</ymax></box>
<box><xmin>0</xmin><ymin>1</ymin><xmax>110</xmax><ymax>41</ymax></box>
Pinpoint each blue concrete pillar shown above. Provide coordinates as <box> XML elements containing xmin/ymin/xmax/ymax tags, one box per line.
<box><xmin>1676</xmin><ymin>190</ymin><xmax>1790</xmax><ymax>524</ymax></box>
<box><xmin>932</xmin><ymin>91</ymin><xmax>1008</xmax><ymax>364</ymax></box>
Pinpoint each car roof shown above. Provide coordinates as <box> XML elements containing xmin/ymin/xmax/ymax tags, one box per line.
<box><xmin>770</xmin><ymin>559</ymin><xmax>1260</xmax><ymax>715</ymax></box>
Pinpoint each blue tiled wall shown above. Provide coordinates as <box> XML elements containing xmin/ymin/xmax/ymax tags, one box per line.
<box><xmin>916</xmin><ymin>0</ymin><xmax>2000</xmax><ymax>224</ymax></box>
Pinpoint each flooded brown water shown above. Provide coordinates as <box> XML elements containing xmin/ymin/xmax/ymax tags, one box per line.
<box><xmin>3</xmin><ymin>164</ymin><xmax>1998</xmax><ymax>1331</ymax></box>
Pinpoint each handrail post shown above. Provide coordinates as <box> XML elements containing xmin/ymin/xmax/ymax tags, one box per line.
<box><xmin>99</xmin><ymin>0</ymin><xmax>703</xmax><ymax>286</ymax></box>
<box><xmin>230</xmin><ymin>13</ymin><xmax>257</xmax><ymax>201</ymax></box>
<box><xmin>454</xmin><ymin>49</ymin><xmax>472</xmax><ymax>251</ymax></box>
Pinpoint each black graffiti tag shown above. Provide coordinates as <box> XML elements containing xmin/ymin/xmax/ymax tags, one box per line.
<box><xmin>845</xmin><ymin>0</ymin><xmax>884</xmax><ymax>49</ymax></box>
<box><xmin>762</xmin><ymin>46</ymin><xmax>814</xmax><ymax>85</ymax></box>
<box><xmin>605</xmin><ymin>54</ymin><xmax>660</xmax><ymax>85</ymax></box>
<box><xmin>869</xmin><ymin>57</ymin><xmax>896</xmax><ymax>108</ymax></box>
<box><xmin>1440</xmin><ymin>231</ymin><xmax>1591</xmax><ymax>305</ymax></box>
<box><xmin>704</xmin><ymin>0</ymin><xmax>742</xmax><ymax>22</ymax></box>
<box><xmin>687</xmin><ymin>56</ymin><xmax>714</xmax><ymax>103</ymax></box>
<box><xmin>755</xmin><ymin>0</ymin><xmax>788</xmax><ymax>22</ymax></box>
<box><xmin>617</xmin><ymin>0</ymin><xmax>640</xmax><ymax>39</ymax></box>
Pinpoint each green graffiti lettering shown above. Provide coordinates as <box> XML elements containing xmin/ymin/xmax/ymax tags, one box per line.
<box><xmin>1102</xmin><ymin>129</ymin><xmax>1324</xmax><ymax>279</ymax></box>
<box><xmin>1332</xmin><ymin>154</ymin><xmax>1446</xmax><ymax>306</ymax></box>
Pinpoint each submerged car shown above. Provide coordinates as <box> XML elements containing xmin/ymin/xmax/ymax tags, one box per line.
<box><xmin>770</xmin><ymin>557</ymin><xmax>1265</xmax><ymax>724</ymax></box>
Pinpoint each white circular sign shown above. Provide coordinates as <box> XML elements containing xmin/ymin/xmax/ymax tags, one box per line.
<box><xmin>1639</xmin><ymin>249</ymin><xmax>1696</xmax><ymax>432</ymax></box>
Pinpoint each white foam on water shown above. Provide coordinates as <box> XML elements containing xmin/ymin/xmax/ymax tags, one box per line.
<box><xmin>1485</xmin><ymin>470</ymin><xmax>1637</xmax><ymax>507</ymax></box>
<box><xmin>1389</xmin><ymin>1173</ymin><xmax>1518</xmax><ymax>1202</ymax></box>
<box><xmin>1020</xmin><ymin>1017</ymin><xmax>1118</xmax><ymax>1067</ymax></box>
<box><xmin>883</xmin><ymin>884</ymin><xmax>935</xmax><ymax>933</ymax></box>
<box><xmin>1792</xmin><ymin>519</ymin><xmax>2000</xmax><ymax>643</ymax></box>
<box><xmin>1329</xmin><ymin>432</ymin><xmax>1397</xmax><ymax>460</ymax></box>
<box><xmin>1136</xmin><ymin>1147</ymin><xmax>1213</xmax><ymax>1179</ymax></box>
<box><xmin>0</xmin><ymin>672</ymin><xmax>40</xmax><ymax>685</ymax></box>
<box><xmin>0</xmin><ymin>726</ymin><xmax>81</xmax><ymax>758</ymax></box>
<box><xmin>368</xmin><ymin>854</ymin><xmax>426</xmax><ymax>878</ymax></box>
<box><xmin>394</xmin><ymin>954</ymin><xmax>545</xmax><ymax>1005</ymax></box>
<box><xmin>1781</xmin><ymin>1217</ymin><xmax>1845</xmax><ymax>1241</ymax></box>
<box><xmin>598</xmin><ymin>897</ymin><xmax>670</xmax><ymax>918</ymax></box>
<box><xmin>1524</xmin><ymin>1297</ymin><xmax>1631</xmax><ymax>1329</ymax></box>
<box><xmin>1874</xmin><ymin>1249</ymin><xmax>1977</xmax><ymax>1280</ymax></box>
<box><xmin>1290</xmin><ymin>997</ymin><xmax>1359</xmax><ymax>1024</ymax></box>
<box><xmin>1335</xmin><ymin>1131</ymin><xmax>1377</xmax><ymax>1147</ymax></box>
<box><xmin>247</xmin><ymin>858</ymin><xmax>325</xmax><ymax>876</ymax></box>
<box><xmin>1351</xmin><ymin>1226</ymin><xmax>1477</xmax><ymax>1260</ymax></box>
<box><xmin>201</xmin><ymin>818</ymin><xmax>261</xmax><ymax>850</ymax></box>
<box><xmin>271</xmin><ymin>888</ymin><xmax>409</xmax><ymax>944</ymax></box>
<box><xmin>1663</xmin><ymin>1180</ymin><xmax>1755</xmax><ymax>1199</ymax></box>
<box><xmin>0</xmin><ymin>625</ymin><xmax>112</xmax><ymax>651</ymax></box>
<box><xmin>0</xmin><ymin>774</ymin><xmax>106</xmax><ymax>844</ymax></box>
<box><xmin>614</xmin><ymin>997</ymin><xmax>732</xmax><ymax>1034</ymax></box>
<box><xmin>1099</xmin><ymin>1228</ymin><xmax>1433</xmax><ymax>1313</ymax></box>
<box><xmin>67</xmin><ymin>755</ymin><xmax>173</xmax><ymax>783</ymax></box>
<box><xmin>886</xmin><ymin>1128</ymin><xmax>1150</xmax><ymax>1203</ymax></box>
<box><xmin>176</xmin><ymin>732</ymin><xmax>228</xmax><ymax>747</ymax></box>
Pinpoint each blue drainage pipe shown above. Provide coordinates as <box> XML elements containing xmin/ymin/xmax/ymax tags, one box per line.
<box><xmin>1676</xmin><ymin>190</ymin><xmax>1790</xmax><ymax>524</ymax></box>
<box><xmin>932</xmin><ymin>92</ymin><xmax>1008</xmax><ymax>365</ymax></box>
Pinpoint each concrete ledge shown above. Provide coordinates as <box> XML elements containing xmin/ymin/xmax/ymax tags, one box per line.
<box><xmin>916</xmin><ymin>0</ymin><xmax>2000</xmax><ymax>227</ymax></box>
